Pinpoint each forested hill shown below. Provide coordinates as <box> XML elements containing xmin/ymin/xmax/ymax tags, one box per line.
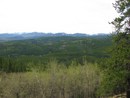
<box><xmin>0</xmin><ymin>35</ymin><xmax>112</xmax><ymax>63</ymax></box>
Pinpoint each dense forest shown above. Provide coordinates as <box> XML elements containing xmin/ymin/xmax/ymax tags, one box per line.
<box><xmin>0</xmin><ymin>35</ymin><xmax>112</xmax><ymax>72</ymax></box>
<box><xmin>0</xmin><ymin>35</ymin><xmax>111</xmax><ymax>98</ymax></box>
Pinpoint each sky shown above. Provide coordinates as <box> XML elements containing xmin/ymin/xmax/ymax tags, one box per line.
<box><xmin>0</xmin><ymin>0</ymin><xmax>118</xmax><ymax>34</ymax></box>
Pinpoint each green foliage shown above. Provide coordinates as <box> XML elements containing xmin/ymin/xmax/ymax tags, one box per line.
<box><xmin>98</xmin><ymin>66</ymin><xmax>128</xmax><ymax>97</ymax></box>
<box><xmin>0</xmin><ymin>36</ymin><xmax>112</xmax><ymax>65</ymax></box>
<box><xmin>0</xmin><ymin>57</ymin><xmax>30</xmax><ymax>72</ymax></box>
<box><xmin>0</xmin><ymin>35</ymin><xmax>113</xmax><ymax>97</ymax></box>
<box><xmin>0</xmin><ymin>60</ymin><xmax>101</xmax><ymax>98</ymax></box>
<box><xmin>98</xmin><ymin>0</ymin><xmax>130</xmax><ymax>96</ymax></box>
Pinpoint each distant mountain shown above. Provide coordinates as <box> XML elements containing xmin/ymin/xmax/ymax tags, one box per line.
<box><xmin>0</xmin><ymin>32</ymin><xmax>109</xmax><ymax>41</ymax></box>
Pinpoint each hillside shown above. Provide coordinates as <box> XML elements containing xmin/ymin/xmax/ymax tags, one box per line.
<box><xmin>0</xmin><ymin>34</ymin><xmax>114</xmax><ymax>97</ymax></box>
<box><xmin>0</xmin><ymin>35</ymin><xmax>112</xmax><ymax>63</ymax></box>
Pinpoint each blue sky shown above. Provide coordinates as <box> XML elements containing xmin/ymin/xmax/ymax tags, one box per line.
<box><xmin>0</xmin><ymin>0</ymin><xmax>117</xmax><ymax>34</ymax></box>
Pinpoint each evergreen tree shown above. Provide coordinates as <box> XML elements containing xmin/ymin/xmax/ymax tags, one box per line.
<box><xmin>99</xmin><ymin>0</ymin><xmax>130</xmax><ymax>96</ymax></box>
<box><xmin>111</xmin><ymin>0</ymin><xmax>130</xmax><ymax>84</ymax></box>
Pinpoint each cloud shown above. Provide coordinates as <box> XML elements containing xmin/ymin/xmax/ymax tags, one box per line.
<box><xmin>0</xmin><ymin>0</ymin><xmax>117</xmax><ymax>34</ymax></box>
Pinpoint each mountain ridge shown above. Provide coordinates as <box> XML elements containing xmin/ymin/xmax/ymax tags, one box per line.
<box><xmin>0</xmin><ymin>32</ymin><xmax>109</xmax><ymax>41</ymax></box>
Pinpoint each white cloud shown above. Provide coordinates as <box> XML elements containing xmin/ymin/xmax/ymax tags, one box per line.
<box><xmin>0</xmin><ymin>0</ymin><xmax>117</xmax><ymax>34</ymax></box>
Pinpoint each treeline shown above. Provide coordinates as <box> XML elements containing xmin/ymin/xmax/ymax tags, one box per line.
<box><xmin>0</xmin><ymin>56</ymin><xmax>50</xmax><ymax>72</ymax></box>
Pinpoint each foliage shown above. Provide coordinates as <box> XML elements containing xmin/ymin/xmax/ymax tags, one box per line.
<box><xmin>0</xmin><ymin>60</ymin><xmax>101</xmax><ymax>98</ymax></box>
<box><xmin>0</xmin><ymin>35</ymin><xmax>113</xmax><ymax>97</ymax></box>
<box><xmin>98</xmin><ymin>0</ymin><xmax>130</xmax><ymax>96</ymax></box>
<box><xmin>0</xmin><ymin>36</ymin><xmax>112</xmax><ymax>66</ymax></box>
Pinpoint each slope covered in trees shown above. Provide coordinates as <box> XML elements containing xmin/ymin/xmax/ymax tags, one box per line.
<box><xmin>0</xmin><ymin>35</ymin><xmax>112</xmax><ymax>72</ymax></box>
<box><xmin>0</xmin><ymin>35</ymin><xmax>109</xmax><ymax>97</ymax></box>
<box><xmin>0</xmin><ymin>35</ymin><xmax>112</xmax><ymax>61</ymax></box>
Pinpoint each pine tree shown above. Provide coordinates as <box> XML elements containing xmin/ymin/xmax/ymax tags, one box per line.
<box><xmin>99</xmin><ymin>0</ymin><xmax>130</xmax><ymax>96</ymax></box>
<box><xmin>111</xmin><ymin>0</ymin><xmax>130</xmax><ymax>80</ymax></box>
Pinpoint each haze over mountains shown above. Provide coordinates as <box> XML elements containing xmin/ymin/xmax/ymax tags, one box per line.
<box><xmin>0</xmin><ymin>32</ymin><xmax>108</xmax><ymax>41</ymax></box>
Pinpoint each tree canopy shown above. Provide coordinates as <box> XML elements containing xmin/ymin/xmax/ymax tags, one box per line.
<box><xmin>99</xmin><ymin>0</ymin><xmax>130</xmax><ymax>96</ymax></box>
<box><xmin>111</xmin><ymin>0</ymin><xmax>130</xmax><ymax>72</ymax></box>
